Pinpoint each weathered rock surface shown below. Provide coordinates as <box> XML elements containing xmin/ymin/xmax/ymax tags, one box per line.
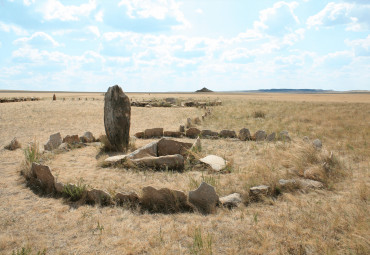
<box><xmin>190</xmin><ymin>137</ymin><xmax>201</xmax><ymax>151</ymax></box>
<box><xmin>186</xmin><ymin>127</ymin><xmax>201</xmax><ymax>138</ymax></box>
<box><xmin>278</xmin><ymin>130</ymin><xmax>291</xmax><ymax>142</ymax></box>
<box><xmin>254</xmin><ymin>130</ymin><xmax>267</xmax><ymax>141</ymax></box>
<box><xmin>104</xmin><ymin>85</ymin><xmax>131</xmax><ymax>152</ymax></box>
<box><xmin>186</xmin><ymin>118</ymin><xmax>193</xmax><ymax>128</ymax></box>
<box><xmin>115</xmin><ymin>192</ymin><xmax>139</xmax><ymax>207</ymax></box>
<box><xmin>249</xmin><ymin>185</ymin><xmax>270</xmax><ymax>201</ymax></box>
<box><xmin>220</xmin><ymin>193</ymin><xmax>242</xmax><ymax>208</ymax></box>
<box><xmin>4</xmin><ymin>137</ymin><xmax>21</xmax><ymax>150</ymax></box>
<box><xmin>55</xmin><ymin>182</ymin><xmax>65</xmax><ymax>194</ymax></box>
<box><xmin>86</xmin><ymin>189</ymin><xmax>112</xmax><ymax>205</ymax></box>
<box><xmin>201</xmin><ymin>130</ymin><xmax>218</xmax><ymax>138</ymax></box>
<box><xmin>312</xmin><ymin>139</ymin><xmax>322</xmax><ymax>150</ymax></box>
<box><xmin>238</xmin><ymin>128</ymin><xmax>251</xmax><ymax>141</ymax></box>
<box><xmin>199</xmin><ymin>155</ymin><xmax>226</xmax><ymax>171</ymax></box>
<box><xmin>144</xmin><ymin>128</ymin><xmax>163</xmax><ymax>138</ymax></box>
<box><xmin>31</xmin><ymin>163</ymin><xmax>55</xmax><ymax>193</ymax></box>
<box><xmin>44</xmin><ymin>132</ymin><xmax>62</xmax><ymax>151</ymax></box>
<box><xmin>134</xmin><ymin>132</ymin><xmax>144</xmax><ymax>138</ymax></box>
<box><xmin>63</xmin><ymin>135</ymin><xmax>79</xmax><ymax>144</ymax></box>
<box><xmin>179</xmin><ymin>125</ymin><xmax>185</xmax><ymax>133</ymax></box>
<box><xmin>278</xmin><ymin>179</ymin><xmax>298</xmax><ymax>191</ymax></box>
<box><xmin>104</xmin><ymin>154</ymin><xmax>127</xmax><ymax>165</ymax></box>
<box><xmin>128</xmin><ymin>140</ymin><xmax>158</xmax><ymax>159</ymax></box>
<box><xmin>140</xmin><ymin>186</ymin><xmax>193</xmax><ymax>213</ymax></box>
<box><xmin>131</xmin><ymin>154</ymin><xmax>184</xmax><ymax>170</ymax></box>
<box><xmin>157</xmin><ymin>138</ymin><xmax>192</xmax><ymax>157</ymax></box>
<box><xmin>266</xmin><ymin>132</ymin><xmax>276</xmax><ymax>142</ymax></box>
<box><xmin>80</xmin><ymin>131</ymin><xmax>95</xmax><ymax>143</ymax></box>
<box><xmin>219</xmin><ymin>130</ymin><xmax>236</xmax><ymax>138</ymax></box>
<box><xmin>189</xmin><ymin>182</ymin><xmax>219</xmax><ymax>214</ymax></box>
<box><xmin>163</xmin><ymin>131</ymin><xmax>182</xmax><ymax>138</ymax></box>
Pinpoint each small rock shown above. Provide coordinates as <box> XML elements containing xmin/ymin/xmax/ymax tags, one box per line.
<box><xmin>62</xmin><ymin>135</ymin><xmax>79</xmax><ymax>144</ymax></box>
<box><xmin>135</xmin><ymin>132</ymin><xmax>144</xmax><ymax>138</ymax></box>
<box><xmin>44</xmin><ymin>132</ymin><xmax>62</xmax><ymax>151</ymax></box>
<box><xmin>189</xmin><ymin>182</ymin><xmax>219</xmax><ymax>214</ymax></box>
<box><xmin>249</xmin><ymin>185</ymin><xmax>270</xmax><ymax>201</ymax></box>
<box><xmin>80</xmin><ymin>131</ymin><xmax>95</xmax><ymax>143</ymax></box>
<box><xmin>266</xmin><ymin>132</ymin><xmax>276</xmax><ymax>142</ymax></box>
<box><xmin>115</xmin><ymin>192</ymin><xmax>139</xmax><ymax>207</ymax></box>
<box><xmin>86</xmin><ymin>189</ymin><xmax>112</xmax><ymax>205</ymax></box>
<box><xmin>157</xmin><ymin>138</ymin><xmax>192</xmax><ymax>157</ymax></box>
<box><xmin>303</xmin><ymin>136</ymin><xmax>310</xmax><ymax>143</ymax></box>
<box><xmin>4</xmin><ymin>137</ymin><xmax>21</xmax><ymax>150</ymax></box>
<box><xmin>254</xmin><ymin>130</ymin><xmax>267</xmax><ymax>141</ymax></box>
<box><xmin>238</xmin><ymin>128</ymin><xmax>251</xmax><ymax>141</ymax></box>
<box><xmin>163</xmin><ymin>131</ymin><xmax>183</xmax><ymax>138</ymax></box>
<box><xmin>190</xmin><ymin>137</ymin><xmax>201</xmax><ymax>151</ymax></box>
<box><xmin>201</xmin><ymin>130</ymin><xmax>219</xmax><ymax>138</ymax></box>
<box><xmin>186</xmin><ymin>118</ymin><xmax>193</xmax><ymax>128</ymax></box>
<box><xmin>219</xmin><ymin>130</ymin><xmax>236</xmax><ymax>138</ymax></box>
<box><xmin>186</xmin><ymin>127</ymin><xmax>201</xmax><ymax>138</ymax></box>
<box><xmin>278</xmin><ymin>131</ymin><xmax>291</xmax><ymax>142</ymax></box>
<box><xmin>55</xmin><ymin>182</ymin><xmax>65</xmax><ymax>194</ymax></box>
<box><xmin>278</xmin><ymin>179</ymin><xmax>298</xmax><ymax>191</ymax></box>
<box><xmin>279</xmin><ymin>179</ymin><xmax>296</xmax><ymax>186</ymax></box>
<box><xmin>179</xmin><ymin>125</ymin><xmax>185</xmax><ymax>133</ymax></box>
<box><xmin>132</xmin><ymin>154</ymin><xmax>185</xmax><ymax>170</ymax></box>
<box><xmin>220</xmin><ymin>193</ymin><xmax>242</xmax><ymax>209</ymax></box>
<box><xmin>312</xmin><ymin>139</ymin><xmax>322</xmax><ymax>150</ymax></box>
<box><xmin>31</xmin><ymin>163</ymin><xmax>55</xmax><ymax>193</ymax></box>
<box><xmin>199</xmin><ymin>155</ymin><xmax>226</xmax><ymax>171</ymax></box>
<box><xmin>144</xmin><ymin>128</ymin><xmax>163</xmax><ymax>138</ymax></box>
<box><xmin>140</xmin><ymin>186</ymin><xmax>193</xmax><ymax>213</ymax></box>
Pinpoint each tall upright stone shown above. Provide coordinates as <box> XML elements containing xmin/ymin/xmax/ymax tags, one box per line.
<box><xmin>104</xmin><ymin>85</ymin><xmax>131</xmax><ymax>152</ymax></box>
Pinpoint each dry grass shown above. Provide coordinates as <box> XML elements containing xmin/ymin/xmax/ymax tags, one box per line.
<box><xmin>0</xmin><ymin>92</ymin><xmax>369</xmax><ymax>254</ymax></box>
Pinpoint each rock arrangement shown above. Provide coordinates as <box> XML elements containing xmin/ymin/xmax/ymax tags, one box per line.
<box><xmin>0</xmin><ymin>97</ymin><xmax>40</xmax><ymax>103</ymax></box>
<box><xmin>131</xmin><ymin>98</ymin><xmax>222</xmax><ymax>108</ymax></box>
<box><xmin>43</xmin><ymin>131</ymin><xmax>98</xmax><ymax>152</ymax></box>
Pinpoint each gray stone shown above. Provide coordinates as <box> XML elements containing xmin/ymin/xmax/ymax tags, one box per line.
<box><xmin>31</xmin><ymin>163</ymin><xmax>55</xmax><ymax>193</ymax></box>
<box><xmin>128</xmin><ymin>140</ymin><xmax>158</xmax><ymax>159</ymax></box>
<box><xmin>220</xmin><ymin>193</ymin><xmax>242</xmax><ymax>208</ymax></box>
<box><xmin>189</xmin><ymin>182</ymin><xmax>219</xmax><ymax>214</ymax></box>
<box><xmin>104</xmin><ymin>154</ymin><xmax>127</xmax><ymax>165</ymax></box>
<box><xmin>104</xmin><ymin>85</ymin><xmax>131</xmax><ymax>152</ymax></box>
<box><xmin>278</xmin><ymin>130</ymin><xmax>291</xmax><ymax>142</ymax></box>
<box><xmin>312</xmin><ymin>139</ymin><xmax>322</xmax><ymax>150</ymax></box>
<box><xmin>140</xmin><ymin>186</ymin><xmax>193</xmax><ymax>213</ymax></box>
<box><xmin>254</xmin><ymin>130</ymin><xmax>267</xmax><ymax>141</ymax></box>
<box><xmin>80</xmin><ymin>131</ymin><xmax>95</xmax><ymax>143</ymax></box>
<box><xmin>44</xmin><ymin>132</ymin><xmax>62</xmax><ymax>151</ymax></box>
<box><xmin>266</xmin><ymin>132</ymin><xmax>276</xmax><ymax>142</ymax></box>
<box><xmin>165</xmin><ymin>97</ymin><xmax>176</xmax><ymax>104</ymax></box>
<box><xmin>219</xmin><ymin>130</ymin><xmax>236</xmax><ymax>138</ymax></box>
<box><xmin>201</xmin><ymin>130</ymin><xmax>218</xmax><ymax>137</ymax></box>
<box><xmin>186</xmin><ymin>127</ymin><xmax>201</xmax><ymax>138</ymax></box>
<box><xmin>190</xmin><ymin>137</ymin><xmax>201</xmax><ymax>152</ymax></box>
<box><xmin>199</xmin><ymin>155</ymin><xmax>226</xmax><ymax>171</ymax></box>
<box><xmin>144</xmin><ymin>128</ymin><xmax>163</xmax><ymax>138</ymax></box>
<box><xmin>303</xmin><ymin>136</ymin><xmax>310</xmax><ymax>143</ymax></box>
<box><xmin>186</xmin><ymin>118</ymin><xmax>193</xmax><ymax>128</ymax></box>
<box><xmin>157</xmin><ymin>138</ymin><xmax>192</xmax><ymax>157</ymax></box>
<box><xmin>132</xmin><ymin>154</ymin><xmax>184</xmax><ymax>170</ymax></box>
<box><xmin>86</xmin><ymin>189</ymin><xmax>112</xmax><ymax>205</ymax></box>
<box><xmin>55</xmin><ymin>182</ymin><xmax>65</xmax><ymax>194</ymax></box>
<box><xmin>238</xmin><ymin>128</ymin><xmax>251</xmax><ymax>141</ymax></box>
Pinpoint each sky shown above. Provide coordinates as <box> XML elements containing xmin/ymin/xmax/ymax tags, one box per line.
<box><xmin>0</xmin><ymin>0</ymin><xmax>369</xmax><ymax>92</ymax></box>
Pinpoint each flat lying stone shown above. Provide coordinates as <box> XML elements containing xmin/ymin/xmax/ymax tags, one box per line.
<box><xmin>219</xmin><ymin>130</ymin><xmax>236</xmax><ymax>138</ymax></box>
<box><xmin>128</xmin><ymin>140</ymin><xmax>158</xmax><ymax>159</ymax></box>
<box><xmin>157</xmin><ymin>138</ymin><xmax>192</xmax><ymax>157</ymax></box>
<box><xmin>220</xmin><ymin>193</ymin><xmax>242</xmax><ymax>209</ymax></box>
<box><xmin>104</xmin><ymin>155</ymin><xmax>127</xmax><ymax>164</ymax></box>
<box><xmin>201</xmin><ymin>130</ymin><xmax>218</xmax><ymax>137</ymax></box>
<box><xmin>186</xmin><ymin>127</ymin><xmax>201</xmax><ymax>138</ymax></box>
<box><xmin>163</xmin><ymin>131</ymin><xmax>183</xmax><ymax>137</ymax></box>
<box><xmin>131</xmin><ymin>154</ymin><xmax>184</xmax><ymax>170</ymax></box>
<box><xmin>199</xmin><ymin>155</ymin><xmax>226</xmax><ymax>171</ymax></box>
<box><xmin>189</xmin><ymin>182</ymin><xmax>219</xmax><ymax>214</ymax></box>
<box><xmin>86</xmin><ymin>189</ymin><xmax>112</xmax><ymax>205</ymax></box>
<box><xmin>115</xmin><ymin>192</ymin><xmax>139</xmax><ymax>207</ymax></box>
<box><xmin>144</xmin><ymin>128</ymin><xmax>163</xmax><ymax>138</ymax></box>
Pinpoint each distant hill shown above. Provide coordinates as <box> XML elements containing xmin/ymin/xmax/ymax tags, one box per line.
<box><xmin>196</xmin><ymin>87</ymin><xmax>213</xmax><ymax>93</ymax></box>
<box><xmin>238</xmin><ymin>89</ymin><xmax>334</xmax><ymax>93</ymax></box>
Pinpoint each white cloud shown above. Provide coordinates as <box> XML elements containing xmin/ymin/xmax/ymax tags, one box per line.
<box><xmin>87</xmin><ymin>26</ymin><xmax>100</xmax><ymax>37</ymax></box>
<box><xmin>195</xmin><ymin>8</ymin><xmax>203</xmax><ymax>14</ymax></box>
<box><xmin>23</xmin><ymin>0</ymin><xmax>35</xmax><ymax>6</ymax></box>
<box><xmin>0</xmin><ymin>21</ymin><xmax>28</xmax><ymax>35</ymax></box>
<box><xmin>307</xmin><ymin>2</ymin><xmax>370</xmax><ymax>31</ymax></box>
<box><xmin>346</xmin><ymin>35</ymin><xmax>370</xmax><ymax>56</ymax></box>
<box><xmin>40</xmin><ymin>0</ymin><xmax>97</xmax><ymax>21</ymax></box>
<box><xmin>13</xmin><ymin>32</ymin><xmax>61</xmax><ymax>47</ymax></box>
<box><xmin>95</xmin><ymin>10</ymin><xmax>104</xmax><ymax>22</ymax></box>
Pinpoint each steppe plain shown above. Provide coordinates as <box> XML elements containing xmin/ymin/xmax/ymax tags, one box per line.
<box><xmin>0</xmin><ymin>91</ymin><xmax>369</xmax><ymax>254</ymax></box>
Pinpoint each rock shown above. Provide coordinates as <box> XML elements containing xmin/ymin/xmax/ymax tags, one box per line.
<box><xmin>115</xmin><ymin>192</ymin><xmax>139</xmax><ymax>207</ymax></box>
<box><xmin>184</xmin><ymin>101</ymin><xmax>195</xmax><ymax>107</ymax></box>
<box><xmin>4</xmin><ymin>137</ymin><xmax>21</xmax><ymax>150</ymax></box>
<box><xmin>278</xmin><ymin>130</ymin><xmax>291</xmax><ymax>142</ymax></box>
<box><xmin>128</xmin><ymin>140</ymin><xmax>158</xmax><ymax>159</ymax></box>
<box><xmin>297</xmin><ymin>179</ymin><xmax>324</xmax><ymax>189</ymax></box>
<box><xmin>185</xmin><ymin>128</ymin><xmax>201</xmax><ymax>138</ymax></box>
<box><xmin>165</xmin><ymin>97</ymin><xmax>176</xmax><ymax>104</ymax></box>
<box><xmin>266</xmin><ymin>132</ymin><xmax>276</xmax><ymax>142</ymax></box>
<box><xmin>80</xmin><ymin>131</ymin><xmax>95</xmax><ymax>143</ymax></box>
<box><xmin>303</xmin><ymin>136</ymin><xmax>310</xmax><ymax>143</ymax></box>
<box><xmin>179</xmin><ymin>125</ymin><xmax>185</xmax><ymax>133</ymax></box>
<box><xmin>163</xmin><ymin>131</ymin><xmax>182</xmax><ymax>138</ymax></box>
<box><xmin>44</xmin><ymin>132</ymin><xmax>62</xmax><ymax>151</ymax></box>
<box><xmin>157</xmin><ymin>138</ymin><xmax>192</xmax><ymax>157</ymax></box>
<box><xmin>132</xmin><ymin>154</ymin><xmax>184</xmax><ymax>170</ymax></box>
<box><xmin>144</xmin><ymin>128</ymin><xmax>163</xmax><ymax>138</ymax></box>
<box><xmin>62</xmin><ymin>135</ymin><xmax>79</xmax><ymax>144</ymax></box>
<box><xmin>104</xmin><ymin>154</ymin><xmax>127</xmax><ymax>165</ymax></box>
<box><xmin>186</xmin><ymin>118</ymin><xmax>193</xmax><ymax>128</ymax></box>
<box><xmin>201</xmin><ymin>130</ymin><xmax>219</xmax><ymax>138</ymax></box>
<box><xmin>188</xmin><ymin>182</ymin><xmax>219</xmax><ymax>214</ymax></box>
<box><xmin>193</xmin><ymin>117</ymin><xmax>201</xmax><ymax>125</ymax></box>
<box><xmin>312</xmin><ymin>139</ymin><xmax>322</xmax><ymax>150</ymax></box>
<box><xmin>135</xmin><ymin>132</ymin><xmax>144</xmax><ymax>138</ymax></box>
<box><xmin>190</xmin><ymin>137</ymin><xmax>201</xmax><ymax>152</ymax></box>
<box><xmin>279</xmin><ymin>179</ymin><xmax>296</xmax><ymax>186</ymax></box>
<box><xmin>278</xmin><ymin>179</ymin><xmax>298</xmax><ymax>191</ymax></box>
<box><xmin>55</xmin><ymin>182</ymin><xmax>65</xmax><ymax>194</ymax></box>
<box><xmin>140</xmin><ymin>186</ymin><xmax>193</xmax><ymax>213</ymax></box>
<box><xmin>219</xmin><ymin>130</ymin><xmax>236</xmax><ymax>138</ymax></box>
<box><xmin>86</xmin><ymin>189</ymin><xmax>112</xmax><ymax>205</ymax></box>
<box><xmin>199</xmin><ymin>155</ymin><xmax>226</xmax><ymax>171</ymax></box>
<box><xmin>53</xmin><ymin>94</ymin><xmax>56</xmax><ymax>101</ymax></box>
<box><xmin>31</xmin><ymin>163</ymin><xmax>55</xmax><ymax>193</ymax></box>
<box><xmin>104</xmin><ymin>85</ymin><xmax>131</xmax><ymax>152</ymax></box>
<box><xmin>249</xmin><ymin>185</ymin><xmax>270</xmax><ymax>201</ymax></box>
<box><xmin>254</xmin><ymin>130</ymin><xmax>267</xmax><ymax>141</ymax></box>
<box><xmin>220</xmin><ymin>193</ymin><xmax>242</xmax><ymax>209</ymax></box>
<box><xmin>238</xmin><ymin>128</ymin><xmax>251</xmax><ymax>141</ymax></box>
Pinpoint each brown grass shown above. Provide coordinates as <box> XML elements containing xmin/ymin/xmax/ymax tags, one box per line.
<box><xmin>0</xmin><ymin>92</ymin><xmax>369</xmax><ymax>254</ymax></box>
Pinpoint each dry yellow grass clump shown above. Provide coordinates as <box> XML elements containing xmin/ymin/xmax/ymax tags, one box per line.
<box><xmin>0</xmin><ymin>92</ymin><xmax>369</xmax><ymax>254</ymax></box>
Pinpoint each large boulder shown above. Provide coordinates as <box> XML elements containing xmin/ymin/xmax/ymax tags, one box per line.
<box><xmin>144</xmin><ymin>128</ymin><xmax>163</xmax><ymax>138</ymax></box>
<box><xmin>131</xmin><ymin>154</ymin><xmax>185</xmax><ymax>170</ymax></box>
<box><xmin>219</xmin><ymin>130</ymin><xmax>236</xmax><ymax>138</ymax></box>
<box><xmin>188</xmin><ymin>182</ymin><xmax>219</xmax><ymax>214</ymax></box>
<box><xmin>199</xmin><ymin>155</ymin><xmax>226</xmax><ymax>171</ymax></box>
<box><xmin>104</xmin><ymin>85</ymin><xmax>131</xmax><ymax>152</ymax></box>
<box><xmin>31</xmin><ymin>163</ymin><xmax>55</xmax><ymax>193</ymax></box>
<box><xmin>238</xmin><ymin>128</ymin><xmax>251</xmax><ymax>141</ymax></box>
<box><xmin>140</xmin><ymin>186</ymin><xmax>193</xmax><ymax>213</ymax></box>
<box><xmin>44</xmin><ymin>132</ymin><xmax>62</xmax><ymax>151</ymax></box>
<box><xmin>157</xmin><ymin>138</ymin><xmax>192</xmax><ymax>157</ymax></box>
<box><xmin>185</xmin><ymin>128</ymin><xmax>201</xmax><ymax>138</ymax></box>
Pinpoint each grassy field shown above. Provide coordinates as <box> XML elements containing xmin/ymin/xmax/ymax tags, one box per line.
<box><xmin>0</xmin><ymin>92</ymin><xmax>369</xmax><ymax>254</ymax></box>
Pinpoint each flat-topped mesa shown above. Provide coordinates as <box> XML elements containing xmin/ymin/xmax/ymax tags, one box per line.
<box><xmin>104</xmin><ymin>85</ymin><xmax>131</xmax><ymax>152</ymax></box>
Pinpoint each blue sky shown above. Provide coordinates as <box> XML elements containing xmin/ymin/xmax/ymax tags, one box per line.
<box><xmin>0</xmin><ymin>0</ymin><xmax>369</xmax><ymax>92</ymax></box>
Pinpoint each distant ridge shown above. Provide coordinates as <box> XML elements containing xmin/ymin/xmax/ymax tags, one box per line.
<box><xmin>237</xmin><ymin>89</ymin><xmax>334</xmax><ymax>93</ymax></box>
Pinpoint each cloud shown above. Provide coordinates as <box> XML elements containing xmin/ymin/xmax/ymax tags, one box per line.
<box><xmin>40</xmin><ymin>0</ymin><xmax>97</xmax><ymax>21</ymax></box>
<box><xmin>195</xmin><ymin>8</ymin><xmax>203</xmax><ymax>14</ymax></box>
<box><xmin>0</xmin><ymin>21</ymin><xmax>28</xmax><ymax>35</ymax></box>
<box><xmin>307</xmin><ymin>2</ymin><xmax>370</xmax><ymax>31</ymax></box>
<box><xmin>346</xmin><ymin>35</ymin><xmax>370</xmax><ymax>56</ymax></box>
<box><xmin>95</xmin><ymin>10</ymin><xmax>103</xmax><ymax>22</ymax></box>
<box><xmin>23</xmin><ymin>0</ymin><xmax>35</xmax><ymax>6</ymax></box>
<box><xmin>13</xmin><ymin>32</ymin><xmax>61</xmax><ymax>47</ymax></box>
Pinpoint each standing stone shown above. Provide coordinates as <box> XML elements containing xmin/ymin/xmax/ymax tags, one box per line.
<box><xmin>31</xmin><ymin>163</ymin><xmax>55</xmax><ymax>193</ymax></box>
<box><xmin>104</xmin><ymin>85</ymin><xmax>131</xmax><ymax>152</ymax></box>
<box><xmin>189</xmin><ymin>182</ymin><xmax>219</xmax><ymax>214</ymax></box>
<box><xmin>53</xmin><ymin>94</ymin><xmax>56</xmax><ymax>101</ymax></box>
<box><xmin>44</xmin><ymin>132</ymin><xmax>62</xmax><ymax>151</ymax></box>
<box><xmin>238</xmin><ymin>128</ymin><xmax>251</xmax><ymax>141</ymax></box>
<box><xmin>254</xmin><ymin>130</ymin><xmax>267</xmax><ymax>141</ymax></box>
<box><xmin>312</xmin><ymin>139</ymin><xmax>322</xmax><ymax>150</ymax></box>
<box><xmin>266</xmin><ymin>132</ymin><xmax>276</xmax><ymax>142</ymax></box>
<box><xmin>179</xmin><ymin>125</ymin><xmax>185</xmax><ymax>133</ymax></box>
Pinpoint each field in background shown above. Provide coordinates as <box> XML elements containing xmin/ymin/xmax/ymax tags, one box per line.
<box><xmin>0</xmin><ymin>92</ymin><xmax>369</xmax><ymax>254</ymax></box>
